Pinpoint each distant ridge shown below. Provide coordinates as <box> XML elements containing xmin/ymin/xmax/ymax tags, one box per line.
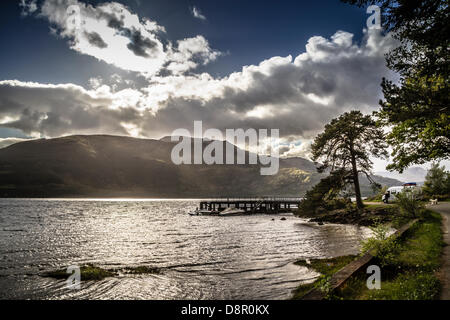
<box><xmin>375</xmin><ymin>167</ymin><xmax>428</xmax><ymax>184</ymax></box>
<box><xmin>0</xmin><ymin>135</ymin><xmax>403</xmax><ymax>198</ymax></box>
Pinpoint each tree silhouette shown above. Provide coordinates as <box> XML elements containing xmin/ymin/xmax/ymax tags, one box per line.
<box><xmin>311</xmin><ymin>111</ymin><xmax>388</xmax><ymax>210</ymax></box>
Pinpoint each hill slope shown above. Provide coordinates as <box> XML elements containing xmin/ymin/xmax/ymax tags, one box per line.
<box><xmin>0</xmin><ymin>135</ymin><xmax>402</xmax><ymax>198</ymax></box>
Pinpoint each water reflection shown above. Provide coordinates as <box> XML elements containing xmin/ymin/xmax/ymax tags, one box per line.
<box><xmin>0</xmin><ymin>199</ymin><xmax>372</xmax><ymax>300</ymax></box>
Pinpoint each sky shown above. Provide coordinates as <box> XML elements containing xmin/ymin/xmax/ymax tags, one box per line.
<box><xmin>0</xmin><ymin>0</ymin><xmax>446</xmax><ymax>175</ymax></box>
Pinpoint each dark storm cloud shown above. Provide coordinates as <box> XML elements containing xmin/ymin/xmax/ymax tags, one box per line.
<box><xmin>38</xmin><ymin>0</ymin><xmax>219</xmax><ymax>76</ymax></box>
<box><xmin>0</xmin><ymin>29</ymin><xmax>398</xmax><ymax>142</ymax></box>
<box><xmin>278</xmin><ymin>146</ymin><xmax>291</xmax><ymax>155</ymax></box>
<box><xmin>95</xmin><ymin>8</ymin><xmax>157</xmax><ymax>57</ymax></box>
<box><xmin>124</xmin><ymin>29</ymin><xmax>158</xmax><ymax>58</ymax></box>
<box><xmin>0</xmin><ymin>81</ymin><xmax>132</xmax><ymax>137</ymax></box>
<box><xmin>102</xmin><ymin>12</ymin><xmax>126</xmax><ymax>29</ymax></box>
<box><xmin>84</xmin><ymin>31</ymin><xmax>108</xmax><ymax>49</ymax></box>
<box><xmin>98</xmin><ymin>11</ymin><xmax>157</xmax><ymax>57</ymax></box>
<box><xmin>135</xmin><ymin>29</ymin><xmax>398</xmax><ymax>139</ymax></box>
<box><xmin>138</xmin><ymin>93</ymin><xmax>341</xmax><ymax>139</ymax></box>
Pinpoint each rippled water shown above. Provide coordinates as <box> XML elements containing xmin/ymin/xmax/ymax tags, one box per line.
<box><xmin>0</xmin><ymin>199</ymin><xmax>372</xmax><ymax>300</ymax></box>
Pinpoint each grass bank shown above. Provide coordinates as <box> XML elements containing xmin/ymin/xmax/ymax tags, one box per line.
<box><xmin>292</xmin><ymin>209</ymin><xmax>444</xmax><ymax>300</ymax></box>
<box><xmin>43</xmin><ymin>264</ymin><xmax>161</xmax><ymax>281</ymax></box>
<box><xmin>292</xmin><ymin>255</ymin><xmax>357</xmax><ymax>299</ymax></box>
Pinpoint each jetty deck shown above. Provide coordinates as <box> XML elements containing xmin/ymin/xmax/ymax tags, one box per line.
<box><xmin>199</xmin><ymin>197</ymin><xmax>303</xmax><ymax>214</ymax></box>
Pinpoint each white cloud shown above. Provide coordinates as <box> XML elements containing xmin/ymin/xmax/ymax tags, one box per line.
<box><xmin>19</xmin><ymin>0</ymin><xmax>38</xmax><ymax>16</ymax></box>
<box><xmin>0</xmin><ymin>26</ymin><xmax>398</xmax><ymax>158</ymax></box>
<box><xmin>191</xmin><ymin>6</ymin><xmax>206</xmax><ymax>21</ymax></box>
<box><xmin>277</xmin><ymin>139</ymin><xmax>313</xmax><ymax>159</ymax></box>
<box><xmin>5</xmin><ymin>3</ymin><xmax>442</xmax><ymax>174</ymax></box>
<box><xmin>88</xmin><ymin>77</ymin><xmax>103</xmax><ymax>89</ymax></box>
<box><xmin>133</xmin><ymin>29</ymin><xmax>397</xmax><ymax>139</ymax></box>
<box><xmin>166</xmin><ymin>36</ymin><xmax>222</xmax><ymax>74</ymax></box>
<box><xmin>0</xmin><ymin>138</ymin><xmax>30</xmax><ymax>149</ymax></box>
<box><xmin>0</xmin><ymin>80</ymin><xmax>148</xmax><ymax>137</ymax></box>
<box><xmin>37</xmin><ymin>0</ymin><xmax>220</xmax><ymax>77</ymax></box>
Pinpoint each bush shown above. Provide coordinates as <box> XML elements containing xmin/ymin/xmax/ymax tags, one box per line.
<box><xmin>317</xmin><ymin>275</ymin><xmax>333</xmax><ymax>295</ymax></box>
<box><xmin>298</xmin><ymin>197</ymin><xmax>353</xmax><ymax>215</ymax></box>
<box><xmin>361</xmin><ymin>224</ymin><xmax>401</xmax><ymax>267</ymax></box>
<box><xmin>324</xmin><ymin>198</ymin><xmax>353</xmax><ymax>210</ymax></box>
<box><xmin>332</xmin><ymin>211</ymin><xmax>443</xmax><ymax>300</ymax></box>
<box><xmin>297</xmin><ymin>170</ymin><xmax>349</xmax><ymax>215</ymax></box>
<box><xmin>395</xmin><ymin>190</ymin><xmax>424</xmax><ymax>218</ymax></box>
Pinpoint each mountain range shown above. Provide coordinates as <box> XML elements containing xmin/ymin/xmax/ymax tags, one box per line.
<box><xmin>0</xmin><ymin>135</ymin><xmax>403</xmax><ymax>198</ymax></box>
<box><xmin>375</xmin><ymin>167</ymin><xmax>428</xmax><ymax>184</ymax></box>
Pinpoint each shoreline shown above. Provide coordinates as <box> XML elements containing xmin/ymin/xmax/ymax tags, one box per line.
<box><xmin>292</xmin><ymin>209</ymin><xmax>444</xmax><ymax>300</ymax></box>
<box><xmin>295</xmin><ymin>203</ymin><xmax>400</xmax><ymax>227</ymax></box>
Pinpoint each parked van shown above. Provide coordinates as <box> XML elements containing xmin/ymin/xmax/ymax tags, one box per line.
<box><xmin>382</xmin><ymin>183</ymin><xmax>421</xmax><ymax>203</ymax></box>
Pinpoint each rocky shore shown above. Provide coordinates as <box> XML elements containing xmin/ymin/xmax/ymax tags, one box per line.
<box><xmin>298</xmin><ymin>205</ymin><xmax>399</xmax><ymax>227</ymax></box>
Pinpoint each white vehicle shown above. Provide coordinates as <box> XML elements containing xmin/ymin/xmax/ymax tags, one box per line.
<box><xmin>382</xmin><ymin>183</ymin><xmax>421</xmax><ymax>203</ymax></box>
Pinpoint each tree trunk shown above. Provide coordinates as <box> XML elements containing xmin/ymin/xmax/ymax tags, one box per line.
<box><xmin>350</xmin><ymin>151</ymin><xmax>364</xmax><ymax>211</ymax></box>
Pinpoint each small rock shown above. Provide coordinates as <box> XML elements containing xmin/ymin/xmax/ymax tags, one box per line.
<box><xmin>318</xmin><ymin>222</ymin><xmax>324</xmax><ymax>226</ymax></box>
<box><xmin>280</xmin><ymin>217</ymin><xmax>287</xmax><ymax>221</ymax></box>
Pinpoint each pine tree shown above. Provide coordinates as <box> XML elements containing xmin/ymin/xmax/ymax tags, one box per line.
<box><xmin>311</xmin><ymin>111</ymin><xmax>388</xmax><ymax>210</ymax></box>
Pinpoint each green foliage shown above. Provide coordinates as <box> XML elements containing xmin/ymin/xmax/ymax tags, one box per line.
<box><xmin>360</xmin><ymin>224</ymin><xmax>401</xmax><ymax>267</ymax></box>
<box><xmin>292</xmin><ymin>255</ymin><xmax>357</xmax><ymax>299</ymax></box>
<box><xmin>333</xmin><ymin>210</ymin><xmax>443</xmax><ymax>300</ymax></box>
<box><xmin>343</xmin><ymin>0</ymin><xmax>449</xmax><ymax>170</ymax></box>
<box><xmin>294</xmin><ymin>256</ymin><xmax>358</xmax><ymax>275</ymax></box>
<box><xmin>44</xmin><ymin>264</ymin><xmax>162</xmax><ymax>281</ymax></box>
<box><xmin>394</xmin><ymin>211</ymin><xmax>444</xmax><ymax>270</ymax></box>
<box><xmin>298</xmin><ymin>169</ymin><xmax>349</xmax><ymax>214</ymax></box>
<box><xmin>291</xmin><ymin>282</ymin><xmax>316</xmax><ymax>299</ymax></box>
<box><xmin>422</xmin><ymin>162</ymin><xmax>450</xmax><ymax>198</ymax></box>
<box><xmin>395</xmin><ymin>189</ymin><xmax>424</xmax><ymax>218</ymax></box>
<box><xmin>316</xmin><ymin>275</ymin><xmax>333</xmax><ymax>295</ymax></box>
<box><xmin>311</xmin><ymin>111</ymin><xmax>388</xmax><ymax>209</ymax></box>
<box><xmin>378</xmin><ymin>75</ymin><xmax>450</xmax><ymax>171</ymax></box>
<box><xmin>325</xmin><ymin>198</ymin><xmax>353</xmax><ymax>211</ymax></box>
<box><xmin>44</xmin><ymin>264</ymin><xmax>115</xmax><ymax>281</ymax></box>
<box><xmin>367</xmin><ymin>272</ymin><xmax>441</xmax><ymax>300</ymax></box>
<box><xmin>295</xmin><ymin>210</ymin><xmax>444</xmax><ymax>300</ymax></box>
<box><xmin>336</xmin><ymin>270</ymin><xmax>441</xmax><ymax>300</ymax></box>
<box><xmin>118</xmin><ymin>266</ymin><xmax>161</xmax><ymax>275</ymax></box>
<box><xmin>365</xmin><ymin>211</ymin><xmax>443</xmax><ymax>271</ymax></box>
<box><xmin>77</xmin><ymin>265</ymin><xmax>115</xmax><ymax>280</ymax></box>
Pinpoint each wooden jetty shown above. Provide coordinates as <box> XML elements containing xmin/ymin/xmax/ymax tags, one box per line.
<box><xmin>199</xmin><ymin>197</ymin><xmax>303</xmax><ymax>214</ymax></box>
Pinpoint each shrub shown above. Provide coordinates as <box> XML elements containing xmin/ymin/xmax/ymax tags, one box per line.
<box><xmin>297</xmin><ymin>170</ymin><xmax>349</xmax><ymax>215</ymax></box>
<box><xmin>395</xmin><ymin>189</ymin><xmax>424</xmax><ymax>218</ymax></box>
<box><xmin>361</xmin><ymin>224</ymin><xmax>401</xmax><ymax>267</ymax></box>
<box><xmin>324</xmin><ymin>198</ymin><xmax>353</xmax><ymax>210</ymax></box>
